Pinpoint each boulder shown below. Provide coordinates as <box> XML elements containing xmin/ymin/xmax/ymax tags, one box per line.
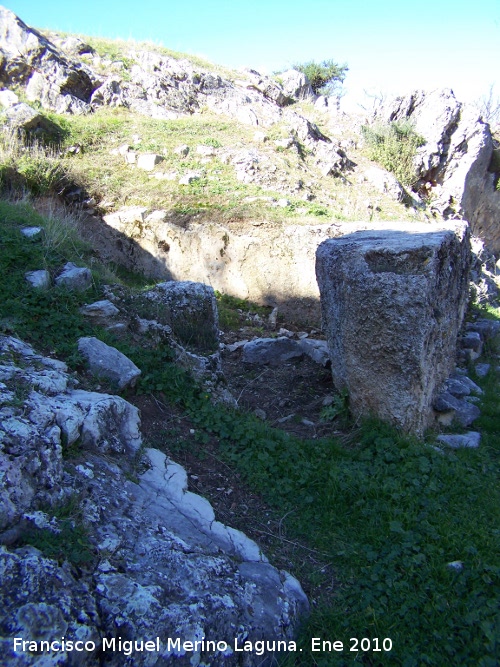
<box><xmin>316</xmin><ymin>222</ymin><xmax>471</xmax><ymax>435</ymax></box>
<box><xmin>143</xmin><ymin>281</ymin><xmax>219</xmax><ymax>352</ymax></box>
<box><xmin>77</xmin><ymin>337</ymin><xmax>141</xmax><ymax>391</ymax></box>
<box><xmin>55</xmin><ymin>262</ymin><xmax>92</xmax><ymax>291</ymax></box>
<box><xmin>280</xmin><ymin>69</ymin><xmax>314</xmax><ymax>102</ymax></box>
<box><xmin>1</xmin><ymin>102</ymin><xmax>62</xmax><ymax>141</ymax></box>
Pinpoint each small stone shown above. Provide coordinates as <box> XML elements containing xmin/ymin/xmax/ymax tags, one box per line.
<box><xmin>196</xmin><ymin>145</ymin><xmax>216</xmax><ymax>156</ymax></box>
<box><xmin>475</xmin><ymin>363</ymin><xmax>490</xmax><ymax>378</ymax></box>
<box><xmin>25</xmin><ymin>269</ymin><xmax>50</xmax><ymax>289</ymax></box>
<box><xmin>80</xmin><ymin>300</ymin><xmax>120</xmax><ymax>318</ymax></box>
<box><xmin>55</xmin><ymin>262</ymin><xmax>92</xmax><ymax>291</ymax></box>
<box><xmin>276</xmin><ymin>198</ymin><xmax>290</xmax><ymax>207</ymax></box>
<box><xmin>21</xmin><ymin>226</ymin><xmax>42</xmax><ymax>237</ymax></box>
<box><xmin>137</xmin><ymin>153</ymin><xmax>164</xmax><ymax>171</ymax></box>
<box><xmin>436</xmin><ymin>432</ymin><xmax>481</xmax><ymax>449</ymax></box>
<box><xmin>179</xmin><ymin>172</ymin><xmax>201</xmax><ymax>185</ymax></box>
<box><xmin>447</xmin><ymin>560</ymin><xmax>464</xmax><ymax>571</ymax></box>
<box><xmin>254</xmin><ymin>408</ymin><xmax>267</xmax><ymax>420</ymax></box>
<box><xmin>174</xmin><ymin>144</ymin><xmax>189</xmax><ymax>157</ymax></box>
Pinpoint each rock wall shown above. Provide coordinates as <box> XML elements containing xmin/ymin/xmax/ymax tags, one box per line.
<box><xmin>316</xmin><ymin>222</ymin><xmax>471</xmax><ymax>435</ymax></box>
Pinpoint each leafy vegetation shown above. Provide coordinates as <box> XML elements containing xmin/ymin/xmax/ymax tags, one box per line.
<box><xmin>17</xmin><ymin>496</ymin><xmax>94</xmax><ymax>566</ymax></box>
<box><xmin>292</xmin><ymin>59</ymin><xmax>348</xmax><ymax>96</ymax></box>
<box><xmin>362</xmin><ymin>121</ymin><xmax>426</xmax><ymax>188</ymax></box>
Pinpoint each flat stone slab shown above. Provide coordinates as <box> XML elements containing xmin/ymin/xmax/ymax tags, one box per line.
<box><xmin>242</xmin><ymin>337</ymin><xmax>304</xmax><ymax>365</ymax></box>
<box><xmin>316</xmin><ymin>222</ymin><xmax>470</xmax><ymax>435</ymax></box>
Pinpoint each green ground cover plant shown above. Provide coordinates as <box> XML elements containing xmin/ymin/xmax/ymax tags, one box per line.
<box><xmin>1</xmin><ymin>198</ymin><xmax>498</xmax><ymax>666</ymax></box>
<box><xmin>362</xmin><ymin>121</ymin><xmax>426</xmax><ymax>188</ymax></box>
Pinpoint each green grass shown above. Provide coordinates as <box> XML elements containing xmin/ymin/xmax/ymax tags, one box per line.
<box><xmin>17</xmin><ymin>496</ymin><xmax>94</xmax><ymax>566</ymax></box>
<box><xmin>1</xmin><ymin>198</ymin><xmax>498</xmax><ymax>665</ymax></box>
<box><xmin>361</xmin><ymin>121</ymin><xmax>426</xmax><ymax>189</ymax></box>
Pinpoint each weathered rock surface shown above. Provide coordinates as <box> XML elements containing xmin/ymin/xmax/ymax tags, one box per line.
<box><xmin>55</xmin><ymin>262</ymin><xmax>92</xmax><ymax>291</ymax></box>
<box><xmin>242</xmin><ymin>337</ymin><xmax>304</xmax><ymax>365</ymax></box>
<box><xmin>77</xmin><ymin>336</ymin><xmax>141</xmax><ymax>390</ymax></box>
<box><xmin>0</xmin><ymin>546</ymin><xmax>101</xmax><ymax>666</ymax></box>
<box><xmin>25</xmin><ymin>269</ymin><xmax>50</xmax><ymax>289</ymax></box>
<box><xmin>0</xmin><ymin>6</ymin><xmax>97</xmax><ymax>114</ymax></box>
<box><xmin>280</xmin><ymin>69</ymin><xmax>314</xmax><ymax>102</ymax></box>
<box><xmin>143</xmin><ymin>281</ymin><xmax>219</xmax><ymax>352</ymax></box>
<box><xmin>0</xmin><ymin>335</ymin><xmax>308</xmax><ymax>666</ymax></box>
<box><xmin>376</xmin><ymin>89</ymin><xmax>500</xmax><ymax>252</ymax></box>
<box><xmin>436</xmin><ymin>432</ymin><xmax>481</xmax><ymax>449</ymax></box>
<box><xmin>316</xmin><ymin>222</ymin><xmax>471</xmax><ymax>434</ymax></box>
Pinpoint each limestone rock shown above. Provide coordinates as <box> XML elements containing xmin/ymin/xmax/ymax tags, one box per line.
<box><xmin>79</xmin><ymin>300</ymin><xmax>119</xmax><ymax>319</ymax></box>
<box><xmin>280</xmin><ymin>69</ymin><xmax>314</xmax><ymax>102</ymax></box>
<box><xmin>1</xmin><ymin>102</ymin><xmax>62</xmax><ymax>140</ymax></box>
<box><xmin>433</xmin><ymin>391</ymin><xmax>480</xmax><ymax>427</ymax></box>
<box><xmin>0</xmin><ymin>546</ymin><xmax>100</xmax><ymax>665</ymax></box>
<box><xmin>143</xmin><ymin>281</ymin><xmax>219</xmax><ymax>352</ymax></box>
<box><xmin>436</xmin><ymin>432</ymin><xmax>481</xmax><ymax>449</ymax></box>
<box><xmin>376</xmin><ymin>89</ymin><xmax>500</xmax><ymax>252</ymax></box>
<box><xmin>361</xmin><ymin>165</ymin><xmax>408</xmax><ymax>202</ymax></box>
<box><xmin>299</xmin><ymin>338</ymin><xmax>330</xmax><ymax>366</ymax></box>
<box><xmin>243</xmin><ymin>68</ymin><xmax>291</xmax><ymax>107</ymax></box>
<box><xmin>0</xmin><ymin>6</ymin><xmax>96</xmax><ymax>114</ymax></box>
<box><xmin>0</xmin><ymin>334</ymin><xmax>308</xmax><ymax>664</ymax></box>
<box><xmin>55</xmin><ymin>262</ymin><xmax>92</xmax><ymax>291</ymax></box>
<box><xmin>242</xmin><ymin>337</ymin><xmax>304</xmax><ymax>365</ymax></box>
<box><xmin>316</xmin><ymin>222</ymin><xmax>471</xmax><ymax>435</ymax></box>
<box><xmin>136</xmin><ymin>153</ymin><xmax>164</xmax><ymax>171</ymax></box>
<box><xmin>77</xmin><ymin>337</ymin><xmax>141</xmax><ymax>391</ymax></box>
<box><xmin>25</xmin><ymin>269</ymin><xmax>50</xmax><ymax>289</ymax></box>
<box><xmin>0</xmin><ymin>88</ymin><xmax>18</xmax><ymax>107</ymax></box>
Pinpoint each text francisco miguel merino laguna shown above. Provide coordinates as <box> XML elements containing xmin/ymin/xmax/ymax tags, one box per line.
<box><xmin>13</xmin><ymin>636</ymin><xmax>306</xmax><ymax>657</ymax></box>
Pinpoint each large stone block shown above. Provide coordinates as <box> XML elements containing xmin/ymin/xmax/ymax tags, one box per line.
<box><xmin>316</xmin><ymin>222</ymin><xmax>470</xmax><ymax>435</ymax></box>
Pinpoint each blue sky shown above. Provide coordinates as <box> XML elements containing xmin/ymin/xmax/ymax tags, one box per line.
<box><xmin>5</xmin><ymin>0</ymin><xmax>500</xmax><ymax>106</ymax></box>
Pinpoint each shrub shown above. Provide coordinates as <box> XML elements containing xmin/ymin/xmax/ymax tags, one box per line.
<box><xmin>292</xmin><ymin>59</ymin><xmax>348</xmax><ymax>96</ymax></box>
<box><xmin>361</xmin><ymin>121</ymin><xmax>425</xmax><ymax>188</ymax></box>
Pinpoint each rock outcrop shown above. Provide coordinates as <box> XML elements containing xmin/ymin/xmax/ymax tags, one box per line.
<box><xmin>375</xmin><ymin>89</ymin><xmax>500</xmax><ymax>252</ymax></box>
<box><xmin>316</xmin><ymin>222</ymin><xmax>471</xmax><ymax>435</ymax></box>
<box><xmin>0</xmin><ymin>335</ymin><xmax>308</xmax><ymax>665</ymax></box>
<box><xmin>0</xmin><ymin>6</ymin><xmax>97</xmax><ymax>114</ymax></box>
